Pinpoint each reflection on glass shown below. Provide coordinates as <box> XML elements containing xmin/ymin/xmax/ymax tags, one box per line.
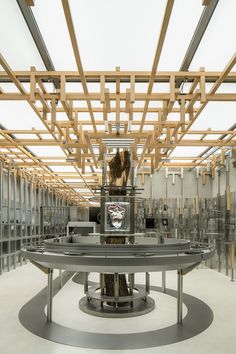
<box><xmin>105</xmin><ymin>202</ymin><xmax>130</xmax><ymax>232</ymax></box>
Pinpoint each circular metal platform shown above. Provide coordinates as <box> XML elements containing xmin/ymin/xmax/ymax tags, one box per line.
<box><xmin>79</xmin><ymin>294</ymin><xmax>155</xmax><ymax>318</ymax></box>
<box><xmin>18</xmin><ymin>273</ymin><xmax>214</xmax><ymax>350</ymax></box>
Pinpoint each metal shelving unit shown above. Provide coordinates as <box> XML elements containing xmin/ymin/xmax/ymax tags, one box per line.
<box><xmin>0</xmin><ymin>162</ymin><xmax>83</xmax><ymax>275</ymax></box>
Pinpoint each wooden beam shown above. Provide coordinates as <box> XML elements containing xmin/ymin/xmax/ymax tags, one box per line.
<box><xmin>105</xmin><ymin>89</ymin><xmax>111</xmax><ymax>112</ymax></box>
<box><xmin>130</xmin><ymin>75</ymin><xmax>135</xmax><ymax>103</ymax></box>
<box><xmin>2</xmin><ymin>69</ymin><xmax>236</xmax><ymax>81</ymax></box>
<box><xmin>139</xmin><ymin>0</ymin><xmax>174</xmax><ymax>132</ymax></box>
<box><xmin>100</xmin><ymin>75</ymin><xmax>105</xmax><ymax>103</ymax></box>
<box><xmin>125</xmin><ymin>89</ymin><xmax>130</xmax><ymax>113</ymax></box>
<box><xmin>202</xmin><ymin>0</ymin><xmax>211</xmax><ymax>5</ymax></box>
<box><xmin>30</xmin><ymin>66</ymin><xmax>36</xmax><ymax>102</ymax></box>
<box><xmin>180</xmin><ymin>98</ymin><xmax>185</xmax><ymax>132</ymax></box>
<box><xmin>60</xmin><ymin>74</ymin><xmax>66</xmax><ymax>102</ymax></box>
<box><xmin>200</xmin><ymin>67</ymin><xmax>206</xmax><ymax>103</ymax></box>
<box><xmin>84</xmin><ymin>132</ymin><xmax>98</xmax><ymax>169</ymax></box>
<box><xmin>137</xmin><ymin>135</ymin><xmax>152</xmax><ymax>169</ymax></box>
<box><xmin>116</xmin><ymin>96</ymin><xmax>120</xmax><ymax>125</ymax></box>
<box><xmin>61</xmin><ymin>0</ymin><xmax>97</xmax><ymax>133</ymax></box>
<box><xmin>50</xmin><ymin>98</ymin><xmax>56</xmax><ymax>132</ymax></box>
<box><xmin>169</xmin><ymin>75</ymin><xmax>175</xmax><ymax>102</ymax></box>
<box><xmin>26</xmin><ymin>0</ymin><xmax>35</xmax><ymax>6</ymax></box>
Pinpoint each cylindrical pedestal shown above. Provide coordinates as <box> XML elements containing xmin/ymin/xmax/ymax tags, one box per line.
<box><xmin>79</xmin><ymin>271</ymin><xmax>155</xmax><ymax>318</ymax></box>
<box><xmin>177</xmin><ymin>270</ymin><xmax>183</xmax><ymax>324</ymax></box>
<box><xmin>47</xmin><ymin>268</ymin><xmax>53</xmax><ymax>322</ymax></box>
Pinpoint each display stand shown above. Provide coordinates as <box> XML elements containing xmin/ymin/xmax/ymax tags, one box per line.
<box><xmin>79</xmin><ymin>155</ymin><xmax>155</xmax><ymax>317</ymax></box>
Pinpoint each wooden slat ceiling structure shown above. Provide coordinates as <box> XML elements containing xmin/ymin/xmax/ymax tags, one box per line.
<box><xmin>0</xmin><ymin>0</ymin><xmax>236</xmax><ymax>204</ymax></box>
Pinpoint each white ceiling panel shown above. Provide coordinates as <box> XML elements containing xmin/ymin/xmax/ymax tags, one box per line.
<box><xmin>158</xmin><ymin>0</ymin><xmax>203</xmax><ymax>70</ymax></box>
<box><xmin>49</xmin><ymin>165</ymin><xmax>78</xmax><ymax>173</ymax></box>
<box><xmin>29</xmin><ymin>146</ymin><xmax>65</xmax><ymax>157</ymax></box>
<box><xmin>190</xmin><ymin>102</ymin><xmax>236</xmax><ymax>130</ymax></box>
<box><xmin>32</xmin><ymin>0</ymin><xmax>77</xmax><ymax>70</ymax></box>
<box><xmin>69</xmin><ymin>0</ymin><xmax>166</xmax><ymax>71</ymax></box>
<box><xmin>0</xmin><ymin>0</ymin><xmax>45</xmax><ymax>70</ymax></box>
<box><xmin>170</xmin><ymin>146</ymin><xmax>208</xmax><ymax>158</ymax></box>
<box><xmin>190</xmin><ymin>0</ymin><xmax>236</xmax><ymax>71</ymax></box>
<box><xmin>0</xmin><ymin>101</ymin><xmax>45</xmax><ymax>129</ymax></box>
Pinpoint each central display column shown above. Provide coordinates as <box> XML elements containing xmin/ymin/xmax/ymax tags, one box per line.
<box><xmin>79</xmin><ymin>149</ymin><xmax>155</xmax><ymax>317</ymax></box>
<box><xmin>102</xmin><ymin>150</ymin><xmax>131</xmax><ymax>301</ymax></box>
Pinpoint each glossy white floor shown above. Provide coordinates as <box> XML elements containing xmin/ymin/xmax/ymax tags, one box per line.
<box><xmin>0</xmin><ymin>263</ymin><xmax>235</xmax><ymax>354</ymax></box>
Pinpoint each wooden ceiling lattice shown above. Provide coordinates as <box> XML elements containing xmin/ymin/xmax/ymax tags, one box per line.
<box><xmin>0</xmin><ymin>0</ymin><xmax>235</xmax><ymax>204</ymax></box>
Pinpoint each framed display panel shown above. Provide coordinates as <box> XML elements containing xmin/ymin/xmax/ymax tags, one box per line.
<box><xmin>105</xmin><ymin>202</ymin><xmax>130</xmax><ymax>232</ymax></box>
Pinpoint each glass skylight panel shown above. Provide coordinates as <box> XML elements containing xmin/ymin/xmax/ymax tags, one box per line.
<box><xmin>0</xmin><ymin>83</ymin><xmax>22</xmax><ymax>93</ymax></box>
<box><xmin>74</xmin><ymin>188</ymin><xmax>92</xmax><ymax>193</ymax></box>
<box><xmin>170</xmin><ymin>146</ymin><xmax>208</xmax><ymax>158</ymax></box>
<box><xmin>69</xmin><ymin>0</ymin><xmax>166</xmax><ymax>71</ymax></box>
<box><xmin>158</xmin><ymin>0</ymin><xmax>203</xmax><ymax>70</ymax></box>
<box><xmin>85</xmin><ymin>166</ymin><xmax>92</xmax><ymax>173</ymax></box>
<box><xmin>63</xmin><ymin>179</ymin><xmax>83</xmax><ymax>183</ymax></box>
<box><xmin>32</xmin><ymin>0</ymin><xmax>77</xmax><ymax>70</ymax></box>
<box><xmin>0</xmin><ymin>0</ymin><xmax>44</xmax><ymax>70</ymax></box>
<box><xmin>143</xmin><ymin>125</ymin><xmax>152</xmax><ymax>131</ymax></box>
<box><xmin>0</xmin><ymin>101</ymin><xmax>45</xmax><ymax>130</ymax></box>
<box><xmin>94</xmin><ymin>125</ymin><xmax>103</xmax><ymax>132</ymax></box>
<box><xmin>215</xmin><ymin>83</ymin><xmax>236</xmax><ymax>94</ymax></box>
<box><xmin>145</xmin><ymin>112</ymin><xmax>158</xmax><ymax>121</ymax></box>
<box><xmin>49</xmin><ymin>166</ymin><xmax>78</xmax><ymax>173</ymax></box>
<box><xmin>14</xmin><ymin>134</ymin><xmax>39</xmax><ymax>140</ymax></box>
<box><xmin>182</xmin><ymin>134</ymin><xmax>203</xmax><ymax>141</ymax></box>
<box><xmin>202</xmin><ymin>134</ymin><xmax>222</xmax><ymax>140</ymax></box>
<box><xmin>133</xmin><ymin>101</ymin><xmax>147</xmax><ymax>109</ymax></box>
<box><xmin>29</xmin><ymin>146</ymin><xmax>65</xmax><ymax>157</ymax></box>
<box><xmin>190</xmin><ymin>0</ymin><xmax>236</xmax><ymax>71</ymax></box>
<box><xmin>190</xmin><ymin>102</ymin><xmax>236</xmax><ymax>130</ymax></box>
<box><xmin>167</xmin><ymin>112</ymin><xmax>179</xmax><ymax>121</ymax></box>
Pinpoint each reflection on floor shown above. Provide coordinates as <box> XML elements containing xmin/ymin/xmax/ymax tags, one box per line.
<box><xmin>0</xmin><ymin>263</ymin><xmax>235</xmax><ymax>354</ymax></box>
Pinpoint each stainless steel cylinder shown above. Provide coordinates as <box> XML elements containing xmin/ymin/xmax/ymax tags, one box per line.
<box><xmin>177</xmin><ymin>270</ymin><xmax>183</xmax><ymax>324</ymax></box>
<box><xmin>59</xmin><ymin>269</ymin><xmax>63</xmax><ymax>288</ymax></box>
<box><xmin>146</xmin><ymin>272</ymin><xmax>150</xmax><ymax>294</ymax></box>
<box><xmin>47</xmin><ymin>268</ymin><xmax>53</xmax><ymax>322</ymax></box>
<box><xmin>84</xmin><ymin>272</ymin><xmax>88</xmax><ymax>293</ymax></box>
<box><xmin>114</xmin><ymin>273</ymin><xmax>119</xmax><ymax>302</ymax></box>
<box><xmin>162</xmin><ymin>271</ymin><xmax>166</xmax><ymax>293</ymax></box>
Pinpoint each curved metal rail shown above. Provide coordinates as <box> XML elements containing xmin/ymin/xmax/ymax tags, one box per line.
<box><xmin>21</xmin><ymin>244</ymin><xmax>213</xmax><ymax>273</ymax></box>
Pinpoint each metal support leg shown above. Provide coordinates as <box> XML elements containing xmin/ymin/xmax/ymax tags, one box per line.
<box><xmin>100</xmin><ymin>273</ymin><xmax>105</xmax><ymax>294</ymax></box>
<box><xmin>225</xmin><ymin>243</ymin><xmax>229</xmax><ymax>276</ymax></box>
<box><xmin>7</xmin><ymin>255</ymin><xmax>10</xmax><ymax>272</ymax></box>
<box><xmin>218</xmin><ymin>250</ymin><xmax>221</xmax><ymax>272</ymax></box>
<box><xmin>146</xmin><ymin>272</ymin><xmax>150</xmax><ymax>294</ymax></box>
<box><xmin>100</xmin><ymin>273</ymin><xmax>105</xmax><ymax>307</ymax></box>
<box><xmin>47</xmin><ymin>268</ymin><xmax>53</xmax><ymax>322</ymax></box>
<box><xmin>230</xmin><ymin>242</ymin><xmax>235</xmax><ymax>282</ymax></box>
<box><xmin>84</xmin><ymin>272</ymin><xmax>88</xmax><ymax>293</ymax></box>
<box><xmin>226</xmin><ymin>254</ymin><xmax>229</xmax><ymax>276</ymax></box>
<box><xmin>114</xmin><ymin>273</ymin><xmax>119</xmax><ymax>305</ymax></box>
<box><xmin>129</xmin><ymin>273</ymin><xmax>134</xmax><ymax>295</ymax></box>
<box><xmin>231</xmin><ymin>268</ymin><xmax>234</xmax><ymax>282</ymax></box>
<box><xmin>177</xmin><ymin>270</ymin><xmax>183</xmax><ymax>324</ymax></box>
<box><xmin>162</xmin><ymin>271</ymin><xmax>166</xmax><ymax>293</ymax></box>
<box><xmin>59</xmin><ymin>269</ymin><xmax>63</xmax><ymax>288</ymax></box>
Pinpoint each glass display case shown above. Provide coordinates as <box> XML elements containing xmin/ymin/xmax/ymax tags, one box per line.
<box><xmin>105</xmin><ymin>202</ymin><xmax>130</xmax><ymax>232</ymax></box>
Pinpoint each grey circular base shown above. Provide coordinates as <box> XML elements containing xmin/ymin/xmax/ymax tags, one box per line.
<box><xmin>19</xmin><ymin>272</ymin><xmax>214</xmax><ymax>350</ymax></box>
<box><xmin>79</xmin><ymin>296</ymin><xmax>155</xmax><ymax>318</ymax></box>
